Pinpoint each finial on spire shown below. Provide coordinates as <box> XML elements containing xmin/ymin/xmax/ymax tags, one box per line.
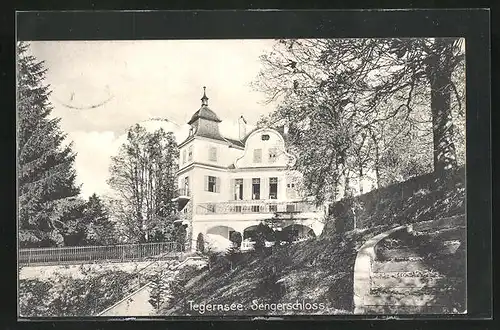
<box><xmin>201</xmin><ymin>86</ymin><xmax>209</xmax><ymax>106</ymax></box>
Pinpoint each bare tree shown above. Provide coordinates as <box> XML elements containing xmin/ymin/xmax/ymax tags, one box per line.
<box><xmin>107</xmin><ymin>124</ymin><xmax>179</xmax><ymax>243</ymax></box>
<box><xmin>253</xmin><ymin>38</ymin><xmax>465</xmax><ymax>201</ymax></box>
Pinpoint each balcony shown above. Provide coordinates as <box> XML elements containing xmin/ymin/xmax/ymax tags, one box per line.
<box><xmin>172</xmin><ymin>188</ymin><xmax>191</xmax><ymax>211</ymax></box>
<box><xmin>195</xmin><ymin>200</ymin><xmax>319</xmax><ymax>215</ymax></box>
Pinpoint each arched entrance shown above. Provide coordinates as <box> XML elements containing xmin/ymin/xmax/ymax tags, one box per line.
<box><xmin>281</xmin><ymin>224</ymin><xmax>316</xmax><ymax>243</ymax></box>
<box><xmin>205</xmin><ymin>225</ymin><xmax>237</xmax><ymax>252</ymax></box>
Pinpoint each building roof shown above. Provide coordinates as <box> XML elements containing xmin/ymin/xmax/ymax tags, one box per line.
<box><xmin>225</xmin><ymin>137</ymin><xmax>245</xmax><ymax>148</ymax></box>
<box><xmin>187</xmin><ymin>106</ymin><xmax>222</xmax><ymax>125</ymax></box>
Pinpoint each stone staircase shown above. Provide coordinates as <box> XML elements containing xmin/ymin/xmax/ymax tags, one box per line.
<box><xmin>354</xmin><ymin>215</ymin><xmax>466</xmax><ymax>314</ymax></box>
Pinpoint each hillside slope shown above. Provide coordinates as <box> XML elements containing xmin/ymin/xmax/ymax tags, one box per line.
<box><xmin>160</xmin><ymin>168</ymin><xmax>465</xmax><ymax>316</ymax></box>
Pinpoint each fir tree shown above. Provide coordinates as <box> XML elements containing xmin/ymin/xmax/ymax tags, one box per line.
<box><xmin>147</xmin><ymin>265</ymin><xmax>169</xmax><ymax>311</ymax></box>
<box><xmin>84</xmin><ymin>193</ymin><xmax>117</xmax><ymax>246</ymax></box>
<box><xmin>17</xmin><ymin>41</ymin><xmax>82</xmax><ymax>247</ymax></box>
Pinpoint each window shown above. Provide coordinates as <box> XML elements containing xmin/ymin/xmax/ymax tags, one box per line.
<box><xmin>251</xmin><ymin>205</ymin><xmax>260</xmax><ymax>213</ymax></box>
<box><xmin>253</xmin><ymin>149</ymin><xmax>262</xmax><ymax>163</ymax></box>
<box><xmin>234</xmin><ymin>205</ymin><xmax>242</xmax><ymax>213</ymax></box>
<box><xmin>252</xmin><ymin>178</ymin><xmax>261</xmax><ymax>200</ymax></box>
<box><xmin>269</xmin><ymin>177</ymin><xmax>278</xmax><ymax>199</ymax></box>
<box><xmin>182</xmin><ymin>150</ymin><xmax>186</xmax><ymax>164</ymax></box>
<box><xmin>183</xmin><ymin>176</ymin><xmax>189</xmax><ymax>195</ymax></box>
<box><xmin>269</xmin><ymin>204</ymin><xmax>277</xmax><ymax>212</ymax></box>
<box><xmin>261</xmin><ymin>134</ymin><xmax>270</xmax><ymax>141</ymax></box>
<box><xmin>205</xmin><ymin>176</ymin><xmax>220</xmax><ymax>193</ymax></box>
<box><xmin>233</xmin><ymin>179</ymin><xmax>243</xmax><ymax>200</ymax></box>
<box><xmin>188</xmin><ymin>145</ymin><xmax>193</xmax><ymax>161</ymax></box>
<box><xmin>269</xmin><ymin>148</ymin><xmax>277</xmax><ymax>163</ymax></box>
<box><xmin>208</xmin><ymin>146</ymin><xmax>217</xmax><ymax>162</ymax></box>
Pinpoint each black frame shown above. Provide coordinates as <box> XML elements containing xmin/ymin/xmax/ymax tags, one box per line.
<box><xmin>6</xmin><ymin>6</ymin><xmax>492</xmax><ymax>329</ymax></box>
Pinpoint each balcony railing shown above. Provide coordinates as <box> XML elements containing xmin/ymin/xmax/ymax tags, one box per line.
<box><xmin>196</xmin><ymin>200</ymin><xmax>319</xmax><ymax>215</ymax></box>
<box><xmin>175</xmin><ymin>188</ymin><xmax>191</xmax><ymax>197</ymax></box>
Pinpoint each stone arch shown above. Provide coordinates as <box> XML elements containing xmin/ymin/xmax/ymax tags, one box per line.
<box><xmin>242</xmin><ymin>223</ymin><xmax>275</xmax><ymax>241</ymax></box>
<box><xmin>206</xmin><ymin>225</ymin><xmax>237</xmax><ymax>240</ymax></box>
<box><xmin>205</xmin><ymin>225</ymin><xmax>238</xmax><ymax>252</ymax></box>
<box><xmin>281</xmin><ymin>224</ymin><xmax>316</xmax><ymax>242</ymax></box>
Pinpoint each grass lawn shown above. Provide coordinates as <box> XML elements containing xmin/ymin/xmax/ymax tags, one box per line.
<box><xmin>159</xmin><ymin>225</ymin><xmax>392</xmax><ymax>316</ymax></box>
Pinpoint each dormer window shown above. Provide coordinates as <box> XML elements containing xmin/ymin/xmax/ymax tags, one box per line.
<box><xmin>261</xmin><ymin>134</ymin><xmax>270</xmax><ymax>141</ymax></box>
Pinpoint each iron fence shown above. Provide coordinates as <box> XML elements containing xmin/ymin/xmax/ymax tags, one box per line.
<box><xmin>19</xmin><ymin>241</ymin><xmax>182</xmax><ymax>266</ymax></box>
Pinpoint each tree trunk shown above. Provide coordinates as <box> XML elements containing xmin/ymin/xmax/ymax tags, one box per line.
<box><xmin>427</xmin><ymin>39</ymin><xmax>458</xmax><ymax>173</ymax></box>
<box><xmin>358</xmin><ymin>166</ymin><xmax>364</xmax><ymax>195</ymax></box>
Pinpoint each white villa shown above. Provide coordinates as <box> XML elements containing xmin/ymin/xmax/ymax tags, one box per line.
<box><xmin>173</xmin><ymin>88</ymin><xmax>326</xmax><ymax>252</ymax></box>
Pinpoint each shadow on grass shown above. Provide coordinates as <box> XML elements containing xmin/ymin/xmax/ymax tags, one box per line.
<box><xmin>160</xmin><ymin>228</ymin><xmax>384</xmax><ymax>316</ymax></box>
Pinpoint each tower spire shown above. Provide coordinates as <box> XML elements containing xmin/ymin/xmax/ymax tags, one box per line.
<box><xmin>201</xmin><ymin>86</ymin><xmax>209</xmax><ymax>106</ymax></box>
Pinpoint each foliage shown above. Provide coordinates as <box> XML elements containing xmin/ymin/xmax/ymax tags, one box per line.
<box><xmin>148</xmin><ymin>265</ymin><xmax>170</xmax><ymax>310</ymax></box>
<box><xmin>196</xmin><ymin>233</ymin><xmax>205</xmax><ymax>253</ymax></box>
<box><xmin>324</xmin><ymin>166</ymin><xmax>465</xmax><ymax>233</ymax></box>
<box><xmin>19</xmin><ymin>279</ymin><xmax>53</xmax><ymax>317</ymax></box>
<box><xmin>107</xmin><ymin>124</ymin><xmax>179</xmax><ymax>243</ymax></box>
<box><xmin>62</xmin><ymin>193</ymin><xmax>117</xmax><ymax>246</ymax></box>
<box><xmin>174</xmin><ymin>225</ymin><xmax>187</xmax><ymax>251</ymax></box>
<box><xmin>83</xmin><ymin>193</ymin><xmax>118</xmax><ymax>245</ymax></box>
<box><xmin>253</xmin><ymin>38</ymin><xmax>465</xmax><ymax>203</ymax></box>
<box><xmin>252</xmin><ymin>223</ymin><xmax>274</xmax><ymax>256</ymax></box>
<box><xmin>17</xmin><ymin>41</ymin><xmax>83</xmax><ymax>248</ymax></box>
<box><xmin>19</xmin><ymin>268</ymin><xmax>131</xmax><ymax>317</ymax></box>
<box><xmin>229</xmin><ymin>231</ymin><xmax>242</xmax><ymax>248</ymax></box>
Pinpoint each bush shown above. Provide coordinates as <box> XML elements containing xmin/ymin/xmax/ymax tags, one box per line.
<box><xmin>229</xmin><ymin>231</ymin><xmax>242</xmax><ymax>248</ymax></box>
<box><xmin>19</xmin><ymin>279</ymin><xmax>53</xmax><ymax>317</ymax></box>
<box><xmin>196</xmin><ymin>233</ymin><xmax>205</xmax><ymax>253</ymax></box>
<box><xmin>19</xmin><ymin>269</ymin><xmax>131</xmax><ymax>317</ymax></box>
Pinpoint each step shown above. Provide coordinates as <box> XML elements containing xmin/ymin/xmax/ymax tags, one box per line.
<box><xmin>376</xmin><ymin>248</ymin><xmax>422</xmax><ymax>260</ymax></box>
<box><xmin>371</xmin><ymin>269</ymin><xmax>442</xmax><ymax>279</ymax></box>
<box><xmin>363</xmin><ymin>304</ymin><xmax>451</xmax><ymax>314</ymax></box>
<box><xmin>371</xmin><ymin>276</ymin><xmax>453</xmax><ymax>288</ymax></box>
<box><xmin>364</xmin><ymin>293</ymin><xmax>440</xmax><ymax>307</ymax></box>
<box><xmin>372</xmin><ymin>260</ymin><xmax>430</xmax><ymax>273</ymax></box>
<box><xmin>370</xmin><ymin>286</ymin><xmax>455</xmax><ymax>295</ymax></box>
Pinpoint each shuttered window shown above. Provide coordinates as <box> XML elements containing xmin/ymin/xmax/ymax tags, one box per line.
<box><xmin>252</xmin><ymin>178</ymin><xmax>260</xmax><ymax>200</ymax></box>
<box><xmin>205</xmin><ymin>176</ymin><xmax>220</xmax><ymax>193</ymax></box>
<box><xmin>269</xmin><ymin>177</ymin><xmax>278</xmax><ymax>199</ymax></box>
<box><xmin>232</xmin><ymin>178</ymin><xmax>243</xmax><ymax>200</ymax></box>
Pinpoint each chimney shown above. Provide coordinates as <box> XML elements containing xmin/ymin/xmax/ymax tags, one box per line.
<box><xmin>238</xmin><ymin>115</ymin><xmax>247</xmax><ymax>141</ymax></box>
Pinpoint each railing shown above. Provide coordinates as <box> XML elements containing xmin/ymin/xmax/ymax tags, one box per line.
<box><xmin>175</xmin><ymin>188</ymin><xmax>191</xmax><ymax>197</ymax></box>
<box><xmin>196</xmin><ymin>200</ymin><xmax>319</xmax><ymax>215</ymax></box>
<box><xmin>19</xmin><ymin>241</ymin><xmax>182</xmax><ymax>266</ymax></box>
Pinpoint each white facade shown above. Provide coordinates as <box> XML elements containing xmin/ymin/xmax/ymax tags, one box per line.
<box><xmin>173</xmin><ymin>89</ymin><xmax>326</xmax><ymax>251</ymax></box>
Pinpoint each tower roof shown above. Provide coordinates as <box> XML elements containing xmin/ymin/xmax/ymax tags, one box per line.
<box><xmin>187</xmin><ymin>87</ymin><xmax>222</xmax><ymax>125</ymax></box>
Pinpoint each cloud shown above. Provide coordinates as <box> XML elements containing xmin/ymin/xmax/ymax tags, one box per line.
<box><xmin>28</xmin><ymin>40</ymin><xmax>279</xmax><ymax>198</ymax></box>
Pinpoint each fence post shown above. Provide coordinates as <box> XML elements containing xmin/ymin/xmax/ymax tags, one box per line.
<box><xmin>58</xmin><ymin>248</ymin><xmax>61</xmax><ymax>263</ymax></box>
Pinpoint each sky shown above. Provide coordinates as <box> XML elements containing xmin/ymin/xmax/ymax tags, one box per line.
<box><xmin>29</xmin><ymin>40</ymin><xmax>278</xmax><ymax>198</ymax></box>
